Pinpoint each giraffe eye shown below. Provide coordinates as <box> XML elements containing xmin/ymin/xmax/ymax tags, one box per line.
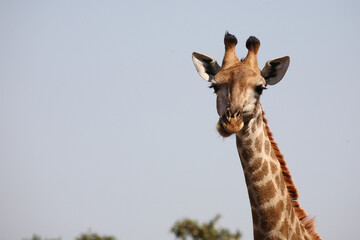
<box><xmin>209</xmin><ymin>84</ymin><xmax>220</xmax><ymax>93</ymax></box>
<box><xmin>255</xmin><ymin>85</ymin><xmax>267</xmax><ymax>95</ymax></box>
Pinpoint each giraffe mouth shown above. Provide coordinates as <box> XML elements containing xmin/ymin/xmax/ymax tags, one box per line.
<box><xmin>216</xmin><ymin>112</ymin><xmax>244</xmax><ymax>137</ymax></box>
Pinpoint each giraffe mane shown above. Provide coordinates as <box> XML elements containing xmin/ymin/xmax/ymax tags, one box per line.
<box><xmin>262</xmin><ymin>111</ymin><xmax>322</xmax><ymax>240</ymax></box>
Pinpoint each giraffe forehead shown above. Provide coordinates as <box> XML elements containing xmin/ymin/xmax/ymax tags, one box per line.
<box><xmin>215</xmin><ymin>65</ymin><xmax>262</xmax><ymax>87</ymax></box>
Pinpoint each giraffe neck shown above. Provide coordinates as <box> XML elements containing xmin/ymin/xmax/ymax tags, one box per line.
<box><xmin>235</xmin><ymin>106</ymin><xmax>318</xmax><ymax>240</ymax></box>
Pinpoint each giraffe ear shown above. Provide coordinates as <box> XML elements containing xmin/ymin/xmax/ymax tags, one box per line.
<box><xmin>192</xmin><ymin>52</ymin><xmax>221</xmax><ymax>82</ymax></box>
<box><xmin>261</xmin><ymin>56</ymin><xmax>290</xmax><ymax>85</ymax></box>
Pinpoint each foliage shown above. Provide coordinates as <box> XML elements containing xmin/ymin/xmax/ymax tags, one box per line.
<box><xmin>25</xmin><ymin>215</ymin><xmax>241</xmax><ymax>240</ymax></box>
<box><xmin>24</xmin><ymin>234</ymin><xmax>61</xmax><ymax>240</ymax></box>
<box><xmin>171</xmin><ymin>214</ymin><xmax>241</xmax><ymax>240</ymax></box>
<box><xmin>75</xmin><ymin>231</ymin><xmax>116</xmax><ymax>240</ymax></box>
<box><xmin>24</xmin><ymin>231</ymin><xmax>116</xmax><ymax>240</ymax></box>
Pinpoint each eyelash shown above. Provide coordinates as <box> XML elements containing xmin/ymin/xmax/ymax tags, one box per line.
<box><xmin>210</xmin><ymin>84</ymin><xmax>267</xmax><ymax>95</ymax></box>
<box><xmin>209</xmin><ymin>84</ymin><xmax>220</xmax><ymax>93</ymax></box>
<box><xmin>255</xmin><ymin>85</ymin><xmax>267</xmax><ymax>95</ymax></box>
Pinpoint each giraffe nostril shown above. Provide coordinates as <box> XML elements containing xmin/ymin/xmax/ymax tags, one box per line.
<box><xmin>225</xmin><ymin>108</ymin><xmax>231</xmax><ymax>118</ymax></box>
<box><xmin>225</xmin><ymin>108</ymin><xmax>242</xmax><ymax>119</ymax></box>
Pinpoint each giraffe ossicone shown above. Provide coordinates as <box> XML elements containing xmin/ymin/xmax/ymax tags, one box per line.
<box><xmin>192</xmin><ymin>32</ymin><xmax>322</xmax><ymax>240</ymax></box>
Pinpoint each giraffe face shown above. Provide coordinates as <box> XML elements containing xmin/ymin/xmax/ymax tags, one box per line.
<box><xmin>212</xmin><ymin>67</ymin><xmax>266</xmax><ymax>137</ymax></box>
<box><xmin>192</xmin><ymin>33</ymin><xmax>290</xmax><ymax>137</ymax></box>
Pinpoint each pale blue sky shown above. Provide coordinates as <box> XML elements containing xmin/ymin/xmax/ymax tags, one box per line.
<box><xmin>1</xmin><ymin>1</ymin><xmax>359</xmax><ymax>240</ymax></box>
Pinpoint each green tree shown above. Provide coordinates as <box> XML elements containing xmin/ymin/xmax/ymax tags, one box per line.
<box><xmin>75</xmin><ymin>231</ymin><xmax>116</xmax><ymax>240</ymax></box>
<box><xmin>24</xmin><ymin>231</ymin><xmax>116</xmax><ymax>240</ymax></box>
<box><xmin>23</xmin><ymin>234</ymin><xmax>61</xmax><ymax>240</ymax></box>
<box><xmin>171</xmin><ymin>214</ymin><xmax>241</xmax><ymax>240</ymax></box>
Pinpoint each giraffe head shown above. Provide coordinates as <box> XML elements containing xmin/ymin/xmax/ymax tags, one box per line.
<box><xmin>192</xmin><ymin>32</ymin><xmax>290</xmax><ymax>137</ymax></box>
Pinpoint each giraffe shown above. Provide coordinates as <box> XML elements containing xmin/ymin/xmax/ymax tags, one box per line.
<box><xmin>192</xmin><ymin>32</ymin><xmax>322</xmax><ymax>240</ymax></box>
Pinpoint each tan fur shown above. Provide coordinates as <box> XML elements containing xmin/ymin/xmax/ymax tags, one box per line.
<box><xmin>193</xmin><ymin>32</ymin><xmax>322</xmax><ymax>240</ymax></box>
<box><xmin>262</xmin><ymin>113</ymin><xmax>322</xmax><ymax>240</ymax></box>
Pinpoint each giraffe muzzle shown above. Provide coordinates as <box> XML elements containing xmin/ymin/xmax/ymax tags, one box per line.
<box><xmin>216</xmin><ymin>108</ymin><xmax>244</xmax><ymax>137</ymax></box>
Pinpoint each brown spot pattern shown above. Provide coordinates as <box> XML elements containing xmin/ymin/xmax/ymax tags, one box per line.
<box><xmin>255</xmin><ymin>133</ymin><xmax>263</xmax><ymax>152</ymax></box>
<box><xmin>270</xmin><ymin>161</ymin><xmax>278</xmax><ymax>175</ymax></box>
<box><xmin>279</xmin><ymin>219</ymin><xmax>290</xmax><ymax>238</ymax></box>
<box><xmin>245</xmin><ymin>139</ymin><xmax>252</xmax><ymax>146</ymax></box>
<box><xmin>264</xmin><ymin>140</ymin><xmax>270</xmax><ymax>155</ymax></box>
<box><xmin>259</xmin><ymin>199</ymin><xmax>284</xmax><ymax>231</ymax></box>
<box><xmin>262</xmin><ymin>114</ymin><xmax>321</xmax><ymax>240</ymax></box>
<box><xmin>256</xmin><ymin>180</ymin><xmax>276</xmax><ymax>205</ymax></box>
<box><xmin>241</xmin><ymin>147</ymin><xmax>254</xmax><ymax>160</ymax></box>
<box><xmin>250</xmin><ymin>157</ymin><xmax>264</xmax><ymax>172</ymax></box>
<box><xmin>253</xmin><ymin>162</ymin><xmax>269</xmax><ymax>180</ymax></box>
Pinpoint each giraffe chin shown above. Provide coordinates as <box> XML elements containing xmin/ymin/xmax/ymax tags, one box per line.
<box><xmin>216</xmin><ymin>119</ymin><xmax>244</xmax><ymax>137</ymax></box>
